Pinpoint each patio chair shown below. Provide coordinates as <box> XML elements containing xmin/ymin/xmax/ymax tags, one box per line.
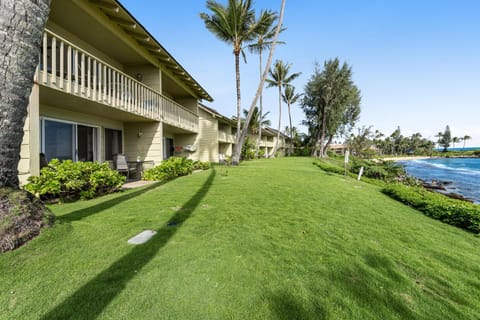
<box><xmin>113</xmin><ymin>154</ymin><xmax>137</xmax><ymax>179</ymax></box>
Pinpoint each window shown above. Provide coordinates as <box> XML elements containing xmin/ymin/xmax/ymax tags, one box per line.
<box><xmin>164</xmin><ymin>138</ymin><xmax>174</xmax><ymax>159</ymax></box>
<box><xmin>41</xmin><ymin>118</ymin><xmax>98</xmax><ymax>163</ymax></box>
<box><xmin>105</xmin><ymin>128</ymin><xmax>123</xmax><ymax>161</ymax></box>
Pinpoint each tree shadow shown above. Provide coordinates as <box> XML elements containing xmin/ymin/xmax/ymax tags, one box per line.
<box><xmin>40</xmin><ymin>170</ymin><xmax>216</xmax><ymax>319</ymax></box>
<box><xmin>268</xmin><ymin>291</ymin><xmax>327</xmax><ymax>320</ymax></box>
<box><xmin>58</xmin><ymin>182</ymin><xmax>163</xmax><ymax>223</ymax></box>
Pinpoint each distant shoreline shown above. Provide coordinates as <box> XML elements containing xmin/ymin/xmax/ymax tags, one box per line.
<box><xmin>381</xmin><ymin>155</ymin><xmax>479</xmax><ymax>162</ymax></box>
<box><xmin>381</xmin><ymin>156</ymin><xmax>432</xmax><ymax>162</ymax></box>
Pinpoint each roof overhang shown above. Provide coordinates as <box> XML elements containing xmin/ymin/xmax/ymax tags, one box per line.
<box><xmin>88</xmin><ymin>0</ymin><xmax>213</xmax><ymax>102</ymax></box>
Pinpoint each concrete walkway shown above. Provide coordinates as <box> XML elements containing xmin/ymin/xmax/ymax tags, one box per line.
<box><xmin>122</xmin><ymin>179</ymin><xmax>157</xmax><ymax>189</ymax></box>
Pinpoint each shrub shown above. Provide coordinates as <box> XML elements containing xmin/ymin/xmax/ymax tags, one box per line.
<box><xmin>349</xmin><ymin>158</ymin><xmax>408</xmax><ymax>183</ymax></box>
<box><xmin>193</xmin><ymin>160</ymin><xmax>211</xmax><ymax>170</ymax></box>
<box><xmin>143</xmin><ymin>157</ymin><xmax>210</xmax><ymax>181</ymax></box>
<box><xmin>24</xmin><ymin>159</ymin><xmax>125</xmax><ymax>201</ymax></box>
<box><xmin>258</xmin><ymin>149</ymin><xmax>266</xmax><ymax>158</ymax></box>
<box><xmin>382</xmin><ymin>184</ymin><xmax>480</xmax><ymax>233</ymax></box>
<box><xmin>313</xmin><ymin>161</ymin><xmax>345</xmax><ymax>176</ymax></box>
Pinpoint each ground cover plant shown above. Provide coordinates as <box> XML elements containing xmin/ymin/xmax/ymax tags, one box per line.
<box><xmin>1</xmin><ymin>157</ymin><xmax>480</xmax><ymax>319</ymax></box>
<box><xmin>24</xmin><ymin>160</ymin><xmax>125</xmax><ymax>201</ymax></box>
<box><xmin>143</xmin><ymin>157</ymin><xmax>210</xmax><ymax>181</ymax></box>
<box><xmin>383</xmin><ymin>184</ymin><xmax>480</xmax><ymax>233</ymax></box>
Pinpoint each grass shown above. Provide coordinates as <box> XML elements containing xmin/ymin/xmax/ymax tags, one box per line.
<box><xmin>1</xmin><ymin>157</ymin><xmax>480</xmax><ymax>319</ymax></box>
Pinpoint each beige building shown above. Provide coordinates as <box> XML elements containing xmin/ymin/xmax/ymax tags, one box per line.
<box><xmin>19</xmin><ymin>0</ymin><xmax>293</xmax><ymax>184</ymax></box>
<box><xmin>197</xmin><ymin>104</ymin><xmax>236</xmax><ymax>163</ymax></box>
<box><xmin>19</xmin><ymin>0</ymin><xmax>213</xmax><ymax>184</ymax></box>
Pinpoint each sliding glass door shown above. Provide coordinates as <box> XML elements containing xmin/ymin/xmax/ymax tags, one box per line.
<box><xmin>42</xmin><ymin>119</ymin><xmax>98</xmax><ymax>163</ymax></box>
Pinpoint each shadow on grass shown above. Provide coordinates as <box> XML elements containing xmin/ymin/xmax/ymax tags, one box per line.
<box><xmin>41</xmin><ymin>170</ymin><xmax>216</xmax><ymax>320</ymax></box>
<box><xmin>329</xmin><ymin>253</ymin><xmax>418</xmax><ymax>319</ymax></box>
<box><xmin>269</xmin><ymin>291</ymin><xmax>327</xmax><ymax>320</ymax></box>
<box><xmin>58</xmin><ymin>182</ymin><xmax>163</xmax><ymax>223</ymax></box>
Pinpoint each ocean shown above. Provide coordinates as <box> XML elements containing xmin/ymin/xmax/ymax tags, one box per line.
<box><xmin>400</xmin><ymin>158</ymin><xmax>480</xmax><ymax>203</ymax></box>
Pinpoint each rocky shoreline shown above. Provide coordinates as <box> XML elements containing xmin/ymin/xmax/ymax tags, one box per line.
<box><xmin>421</xmin><ymin>179</ymin><xmax>474</xmax><ymax>203</ymax></box>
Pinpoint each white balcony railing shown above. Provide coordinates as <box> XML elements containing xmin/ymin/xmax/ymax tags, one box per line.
<box><xmin>38</xmin><ymin>29</ymin><xmax>198</xmax><ymax>132</ymax></box>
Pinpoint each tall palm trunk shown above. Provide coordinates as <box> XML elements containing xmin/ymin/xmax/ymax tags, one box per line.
<box><xmin>232</xmin><ymin>0</ymin><xmax>286</xmax><ymax>165</ymax></box>
<box><xmin>234</xmin><ymin>51</ymin><xmax>242</xmax><ymax>136</ymax></box>
<box><xmin>287</xmin><ymin>102</ymin><xmax>293</xmax><ymax>156</ymax></box>
<box><xmin>271</xmin><ymin>85</ymin><xmax>282</xmax><ymax>156</ymax></box>
<box><xmin>255</xmin><ymin>49</ymin><xmax>263</xmax><ymax>158</ymax></box>
<box><xmin>0</xmin><ymin>0</ymin><xmax>51</xmax><ymax>188</ymax></box>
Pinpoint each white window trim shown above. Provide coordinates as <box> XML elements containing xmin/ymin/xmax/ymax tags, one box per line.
<box><xmin>40</xmin><ymin>117</ymin><xmax>101</xmax><ymax>162</ymax></box>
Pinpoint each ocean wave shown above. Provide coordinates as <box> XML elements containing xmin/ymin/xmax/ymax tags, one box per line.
<box><xmin>409</xmin><ymin>160</ymin><xmax>480</xmax><ymax>176</ymax></box>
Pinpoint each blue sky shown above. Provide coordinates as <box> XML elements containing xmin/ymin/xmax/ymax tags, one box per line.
<box><xmin>120</xmin><ymin>0</ymin><xmax>480</xmax><ymax>147</ymax></box>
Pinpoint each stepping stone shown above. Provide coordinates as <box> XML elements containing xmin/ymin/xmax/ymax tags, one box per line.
<box><xmin>127</xmin><ymin>230</ymin><xmax>157</xmax><ymax>245</ymax></box>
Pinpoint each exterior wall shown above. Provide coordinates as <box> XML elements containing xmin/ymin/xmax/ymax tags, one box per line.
<box><xmin>124</xmin><ymin>122</ymin><xmax>163</xmax><ymax>165</ymax></box>
<box><xmin>177</xmin><ymin>98</ymin><xmax>198</xmax><ymax>114</ymax></box>
<box><xmin>18</xmin><ymin>84</ymin><xmax>40</xmax><ymax>185</ymax></box>
<box><xmin>196</xmin><ymin>109</ymin><xmax>219</xmax><ymax>162</ymax></box>
<box><xmin>174</xmin><ymin>133</ymin><xmax>199</xmax><ymax>160</ymax></box>
<box><xmin>218</xmin><ymin>143</ymin><xmax>232</xmax><ymax>157</ymax></box>
<box><xmin>124</xmin><ymin>65</ymin><xmax>162</xmax><ymax>94</ymax></box>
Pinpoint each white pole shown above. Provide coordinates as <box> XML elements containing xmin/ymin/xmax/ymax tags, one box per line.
<box><xmin>357</xmin><ymin>166</ymin><xmax>364</xmax><ymax>181</ymax></box>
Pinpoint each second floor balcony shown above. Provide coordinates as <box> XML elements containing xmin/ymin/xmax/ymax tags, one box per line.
<box><xmin>218</xmin><ymin>130</ymin><xmax>236</xmax><ymax>143</ymax></box>
<box><xmin>38</xmin><ymin>29</ymin><xmax>198</xmax><ymax>132</ymax></box>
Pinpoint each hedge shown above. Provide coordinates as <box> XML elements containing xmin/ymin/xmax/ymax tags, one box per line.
<box><xmin>382</xmin><ymin>184</ymin><xmax>480</xmax><ymax>233</ymax></box>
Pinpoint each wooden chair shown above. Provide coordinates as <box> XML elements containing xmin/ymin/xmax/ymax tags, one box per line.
<box><xmin>113</xmin><ymin>154</ymin><xmax>137</xmax><ymax>179</ymax></box>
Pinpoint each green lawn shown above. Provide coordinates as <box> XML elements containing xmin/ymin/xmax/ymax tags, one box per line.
<box><xmin>1</xmin><ymin>157</ymin><xmax>480</xmax><ymax>319</ymax></box>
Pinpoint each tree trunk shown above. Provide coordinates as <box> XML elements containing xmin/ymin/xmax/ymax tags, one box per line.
<box><xmin>255</xmin><ymin>49</ymin><xmax>263</xmax><ymax>158</ymax></box>
<box><xmin>318</xmin><ymin>106</ymin><xmax>328</xmax><ymax>158</ymax></box>
<box><xmin>287</xmin><ymin>102</ymin><xmax>293</xmax><ymax>156</ymax></box>
<box><xmin>0</xmin><ymin>0</ymin><xmax>51</xmax><ymax>188</ymax></box>
<box><xmin>232</xmin><ymin>0</ymin><xmax>286</xmax><ymax>165</ymax></box>
<box><xmin>271</xmin><ymin>85</ymin><xmax>282</xmax><ymax>157</ymax></box>
<box><xmin>234</xmin><ymin>51</ymin><xmax>242</xmax><ymax>138</ymax></box>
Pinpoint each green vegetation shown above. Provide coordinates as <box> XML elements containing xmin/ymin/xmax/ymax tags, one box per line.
<box><xmin>301</xmin><ymin>58</ymin><xmax>361</xmax><ymax>157</ymax></box>
<box><xmin>143</xmin><ymin>157</ymin><xmax>210</xmax><ymax>181</ymax></box>
<box><xmin>383</xmin><ymin>184</ymin><xmax>480</xmax><ymax>233</ymax></box>
<box><xmin>1</xmin><ymin>158</ymin><xmax>480</xmax><ymax>319</ymax></box>
<box><xmin>24</xmin><ymin>159</ymin><xmax>125</xmax><ymax>201</ymax></box>
<box><xmin>266</xmin><ymin>59</ymin><xmax>301</xmax><ymax>155</ymax></box>
<box><xmin>314</xmin><ymin>156</ymin><xmax>480</xmax><ymax>233</ymax></box>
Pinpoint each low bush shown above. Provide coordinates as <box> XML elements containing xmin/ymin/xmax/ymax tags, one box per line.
<box><xmin>143</xmin><ymin>157</ymin><xmax>210</xmax><ymax>181</ymax></box>
<box><xmin>193</xmin><ymin>160</ymin><xmax>211</xmax><ymax>171</ymax></box>
<box><xmin>24</xmin><ymin>159</ymin><xmax>125</xmax><ymax>201</ymax></box>
<box><xmin>313</xmin><ymin>160</ymin><xmax>386</xmax><ymax>187</ymax></box>
<box><xmin>313</xmin><ymin>160</ymin><xmax>345</xmax><ymax>176</ymax></box>
<box><xmin>382</xmin><ymin>184</ymin><xmax>480</xmax><ymax>233</ymax></box>
<box><xmin>350</xmin><ymin>158</ymin><xmax>406</xmax><ymax>182</ymax></box>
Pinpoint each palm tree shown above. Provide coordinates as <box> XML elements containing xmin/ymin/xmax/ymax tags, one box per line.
<box><xmin>200</xmin><ymin>1</ymin><xmax>275</xmax><ymax>139</ymax></box>
<box><xmin>242</xmin><ymin>107</ymin><xmax>271</xmax><ymax>136</ymax></box>
<box><xmin>230</xmin><ymin>0</ymin><xmax>286</xmax><ymax>165</ymax></box>
<box><xmin>462</xmin><ymin>135</ymin><xmax>471</xmax><ymax>149</ymax></box>
<box><xmin>452</xmin><ymin>136</ymin><xmax>460</xmax><ymax>149</ymax></box>
<box><xmin>1</xmin><ymin>0</ymin><xmax>50</xmax><ymax>187</ymax></box>
<box><xmin>266</xmin><ymin>60</ymin><xmax>301</xmax><ymax>156</ymax></box>
<box><xmin>246</xmin><ymin>17</ymin><xmax>285</xmax><ymax>157</ymax></box>
<box><xmin>1</xmin><ymin>0</ymin><xmax>51</xmax><ymax>251</ymax></box>
<box><xmin>435</xmin><ymin>132</ymin><xmax>443</xmax><ymax>150</ymax></box>
<box><xmin>282</xmin><ymin>85</ymin><xmax>302</xmax><ymax>156</ymax></box>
